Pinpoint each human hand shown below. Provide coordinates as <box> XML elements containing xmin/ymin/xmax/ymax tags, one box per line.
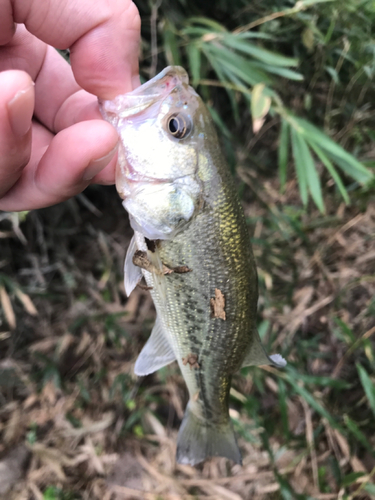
<box><xmin>0</xmin><ymin>0</ymin><xmax>140</xmax><ymax>211</ymax></box>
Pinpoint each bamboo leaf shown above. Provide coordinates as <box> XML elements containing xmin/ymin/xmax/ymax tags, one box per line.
<box><xmin>291</xmin><ymin>127</ymin><xmax>308</xmax><ymax>207</ymax></box>
<box><xmin>328</xmin><ymin>154</ymin><xmax>373</xmax><ymax>185</ymax></box>
<box><xmin>294</xmin><ymin>117</ymin><xmax>373</xmax><ymax>184</ymax></box>
<box><xmin>163</xmin><ymin>21</ymin><xmax>182</xmax><ymax>66</ymax></box>
<box><xmin>304</xmin><ymin>146</ymin><xmax>325</xmax><ymax>213</ymax></box>
<box><xmin>308</xmin><ymin>142</ymin><xmax>350</xmax><ymax>204</ymax></box>
<box><xmin>237</xmin><ymin>32</ymin><xmax>274</xmax><ymax>40</ymax></box>
<box><xmin>278</xmin><ymin>119</ymin><xmax>290</xmax><ymax>191</ymax></box>
<box><xmin>251</xmin><ymin>83</ymin><xmax>271</xmax><ymax>133</ymax></box>
<box><xmin>186</xmin><ymin>17</ymin><xmax>228</xmax><ymax>32</ymax></box>
<box><xmin>254</xmin><ymin>64</ymin><xmax>304</xmax><ymax>81</ymax></box>
<box><xmin>201</xmin><ymin>47</ymin><xmax>240</xmax><ymax>121</ymax></box>
<box><xmin>186</xmin><ymin>43</ymin><xmax>201</xmax><ymax>86</ymax></box>
<box><xmin>222</xmin><ymin>34</ymin><xmax>299</xmax><ymax>67</ymax></box>
<box><xmin>204</xmin><ymin>44</ymin><xmax>271</xmax><ymax>85</ymax></box>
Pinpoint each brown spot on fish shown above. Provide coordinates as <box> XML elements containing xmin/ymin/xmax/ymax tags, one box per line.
<box><xmin>137</xmin><ymin>283</ymin><xmax>153</xmax><ymax>291</ymax></box>
<box><xmin>170</xmin><ymin>265</ymin><xmax>192</xmax><ymax>274</ymax></box>
<box><xmin>132</xmin><ymin>250</ymin><xmax>185</xmax><ymax>276</ymax></box>
<box><xmin>182</xmin><ymin>353</ymin><xmax>200</xmax><ymax>370</ymax></box>
<box><xmin>133</xmin><ymin>250</ymin><xmax>154</xmax><ymax>273</ymax></box>
<box><xmin>210</xmin><ymin>288</ymin><xmax>226</xmax><ymax>320</ymax></box>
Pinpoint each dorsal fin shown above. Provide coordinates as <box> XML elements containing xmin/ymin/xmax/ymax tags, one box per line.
<box><xmin>124</xmin><ymin>235</ymin><xmax>142</xmax><ymax>296</ymax></box>
<box><xmin>134</xmin><ymin>317</ymin><xmax>176</xmax><ymax>376</ymax></box>
<box><xmin>242</xmin><ymin>329</ymin><xmax>287</xmax><ymax>369</ymax></box>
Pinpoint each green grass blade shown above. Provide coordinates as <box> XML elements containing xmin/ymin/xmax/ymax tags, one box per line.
<box><xmin>285</xmin><ymin>372</ymin><xmax>344</xmax><ymax>432</ymax></box>
<box><xmin>357</xmin><ymin>363</ymin><xmax>375</xmax><ymax>417</ymax></box>
<box><xmin>278</xmin><ymin>378</ymin><xmax>290</xmax><ymax>440</ymax></box>
<box><xmin>278</xmin><ymin>119</ymin><xmax>290</xmax><ymax>191</ymax></box>
<box><xmin>344</xmin><ymin>414</ymin><xmax>375</xmax><ymax>456</ymax></box>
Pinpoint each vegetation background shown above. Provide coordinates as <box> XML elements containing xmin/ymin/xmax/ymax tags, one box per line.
<box><xmin>0</xmin><ymin>0</ymin><xmax>375</xmax><ymax>498</ymax></box>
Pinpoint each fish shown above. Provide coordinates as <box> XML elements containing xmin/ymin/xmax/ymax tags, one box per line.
<box><xmin>99</xmin><ymin>66</ymin><xmax>286</xmax><ymax>466</ymax></box>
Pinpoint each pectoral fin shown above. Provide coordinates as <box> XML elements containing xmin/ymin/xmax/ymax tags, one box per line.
<box><xmin>124</xmin><ymin>235</ymin><xmax>142</xmax><ymax>296</ymax></box>
<box><xmin>134</xmin><ymin>317</ymin><xmax>176</xmax><ymax>376</ymax></box>
<box><xmin>242</xmin><ymin>329</ymin><xmax>287</xmax><ymax>369</ymax></box>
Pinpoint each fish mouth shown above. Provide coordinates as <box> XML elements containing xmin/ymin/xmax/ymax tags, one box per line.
<box><xmin>131</xmin><ymin>66</ymin><xmax>189</xmax><ymax>98</ymax></box>
<box><xmin>99</xmin><ymin>66</ymin><xmax>191</xmax><ymax>119</ymax></box>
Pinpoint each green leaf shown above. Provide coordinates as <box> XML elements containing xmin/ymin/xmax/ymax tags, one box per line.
<box><xmin>328</xmin><ymin>154</ymin><xmax>373</xmax><ymax>185</ymax></box>
<box><xmin>222</xmin><ymin>34</ymin><xmax>299</xmax><ymax>67</ymax></box>
<box><xmin>344</xmin><ymin>414</ymin><xmax>375</xmax><ymax>456</ymax></box>
<box><xmin>186</xmin><ymin>43</ymin><xmax>201</xmax><ymax>86</ymax></box>
<box><xmin>252</xmin><ymin>62</ymin><xmax>304</xmax><ymax>81</ymax></box>
<box><xmin>357</xmin><ymin>363</ymin><xmax>375</xmax><ymax>417</ymax></box>
<box><xmin>251</xmin><ymin>83</ymin><xmax>271</xmax><ymax>133</ymax></box>
<box><xmin>185</xmin><ymin>16</ymin><xmax>228</xmax><ymax>32</ymax></box>
<box><xmin>163</xmin><ymin>21</ymin><xmax>182</xmax><ymax>66</ymax></box>
<box><xmin>294</xmin><ymin>117</ymin><xmax>373</xmax><ymax>184</ymax></box>
<box><xmin>201</xmin><ymin>47</ymin><xmax>240</xmax><ymax>121</ymax></box>
<box><xmin>204</xmin><ymin>44</ymin><xmax>271</xmax><ymax>85</ymax></box>
<box><xmin>278</xmin><ymin>379</ymin><xmax>290</xmax><ymax>439</ymax></box>
<box><xmin>308</xmin><ymin>142</ymin><xmax>350</xmax><ymax>204</ymax></box>
<box><xmin>285</xmin><ymin>371</ymin><xmax>344</xmax><ymax>432</ymax></box>
<box><xmin>290</xmin><ymin>127</ymin><xmax>309</xmax><ymax>207</ymax></box>
<box><xmin>298</xmin><ymin>0</ymin><xmax>335</xmax><ymax>6</ymax></box>
<box><xmin>279</xmin><ymin>119</ymin><xmax>290</xmax><ymax>190</ymax></box>
<box><xmin>363</xmin><ymin>483</ymin><xmax>375</xmax><ymax>495</ymax></box>
<box><xmin>341</xmin><ymin>471</ymin><xmax>366</xmax><ymax>487</ymax></box>
<box><xmin>208</xmin><ymin>105</ymin><xmax>232</xmax><ymax>139</ymax></box>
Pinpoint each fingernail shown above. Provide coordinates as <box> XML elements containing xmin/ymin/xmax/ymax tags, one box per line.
<box><xmin>7</xmin><ymin>82</ymin><xmax>35</xmax><ymax>137</ymax></box>
<box><xmin>83</xmin><ymin>143</ymin><xmax>118</xmax><ymax>181</ymax></box>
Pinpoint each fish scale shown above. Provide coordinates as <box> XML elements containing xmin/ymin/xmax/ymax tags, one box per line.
<box><xmin>99</xmin><ymin>66</ymin><xmax>286</xmax><ymax>465</ymax></box>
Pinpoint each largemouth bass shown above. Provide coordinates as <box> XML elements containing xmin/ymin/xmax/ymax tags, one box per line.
<box><xmin>99</xmin><ymin>66</ymin><xmax>286</xmax><ymax>466</ymax></box>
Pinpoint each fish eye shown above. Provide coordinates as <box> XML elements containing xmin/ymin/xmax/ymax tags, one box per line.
<box><xmin>166</xmin><ymin>113</ymin><xmax>192</xmax><ymax>139</ymax></box>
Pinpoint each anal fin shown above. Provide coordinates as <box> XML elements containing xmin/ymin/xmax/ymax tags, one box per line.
<box><xmin>134</xmin><ymin>317</ymin><xmax>176</xmax><ymax>376</ymax></box>
<box><xmin>242</xmin><ymin>329</ymin><xmax>287</xmax><ymax>369</ymax></box>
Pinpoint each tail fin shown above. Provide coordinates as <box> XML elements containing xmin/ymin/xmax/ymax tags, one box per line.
<box><xmin>176</xmin><ymin>404</ymin><xmax>242</xmax><ymax>466</ymax></box>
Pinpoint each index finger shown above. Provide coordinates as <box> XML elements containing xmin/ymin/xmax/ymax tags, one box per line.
<box><xmin>2</xmin><ymin>0</ymin><xmax>141</xmax><ymax>98</ymax></box>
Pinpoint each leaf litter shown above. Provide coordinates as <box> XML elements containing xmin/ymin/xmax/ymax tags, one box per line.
<box><xmin>0</xmin><ymin>178</ymin><xmax>374</xmax><ymax>499</ymax></box>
